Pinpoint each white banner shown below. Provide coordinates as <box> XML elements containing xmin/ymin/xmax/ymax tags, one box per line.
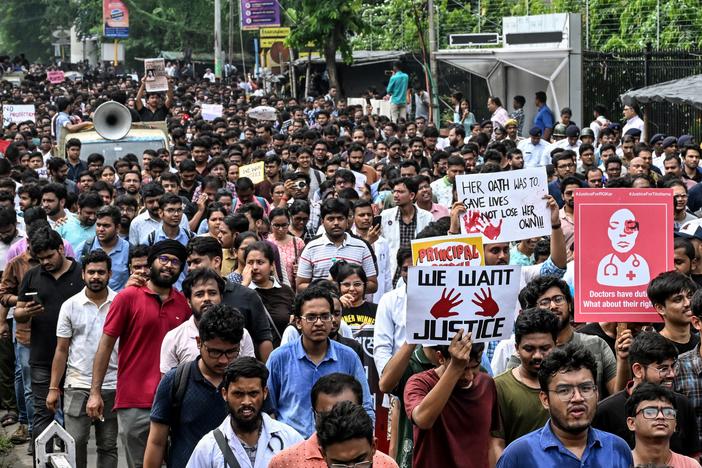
<box><xmin>406</xmin><ymin>265</ymin><xmax>521</xmax><ymax>345</ymax></box>
<box><xmin>202</xmin><ymin>103</ymin><xmax>223</xmax><ymax>121</ymax></box>
<box><xmin>456</xmin><ymin>167</ymin><xmax>550</xmax><ymax>243</ymax></box>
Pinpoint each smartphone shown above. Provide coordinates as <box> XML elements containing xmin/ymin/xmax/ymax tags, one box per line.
<box><xmin>19</xmin><ymin>290</ymin><xmax>39</xmax><ymax>304</ymax></box>
<box><xmin>373</xmin><ymin>215</ymin><xmax>382</xmax><ymax>227</ymax></box>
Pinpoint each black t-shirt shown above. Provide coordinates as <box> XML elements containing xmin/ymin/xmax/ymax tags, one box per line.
<box><xmin>342</xmin><ymin>302</ymin><xmax>378</xmax><ymax>327</ymax></box>
<box><xmin>578</xmin><ymin>323</ymin><xmax>615</xmax><ymax>355</ymax></box>
<box><xmin>692</xmin><ymin>273</ymin><xmax>702</xmax><ymax>288</ymax></box>
<box><xmin>593</xmin><ymin>387</ymin><xmax>700</xmax><ymax>456</ymax></box>
<box><xmin>222</xmin><ymin>281</ymin><xmax>273</xmax><ymax>344</ymax></box>
<box><xmin>138</xmin><ymin>105</ymin><xmax>169</xmax><ymax>122</ymax></box>
<box><xmin>253</xmin><ymin>285</ymin><xmax>295</xmax><ymax>345</ymax></box>
<box><xmin>663</xmin><ymin>333</ymin><xmax>700</xmax><ymax>356</ymax></box>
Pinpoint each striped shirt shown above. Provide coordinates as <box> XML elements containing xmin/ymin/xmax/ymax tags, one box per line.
<box><xmin>297</xmin><ymin>232</ymin><xmax>377</xmax><ymax>283</ymax></box>
<box><xmin>674</xmin><ymin>344</ymin><xmax>702</xmax><ymax>448</ymax></box>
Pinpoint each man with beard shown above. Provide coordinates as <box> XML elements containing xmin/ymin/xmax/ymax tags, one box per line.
<box><xmin>144</xmin><ymin>303</ymin><xmax>246</xmax><ymax>468</ymax></box>
<box><xmin>87</xmin><ymin>240</ymin><xmax>190</xmax><ymax>468</ymax></box>
<box><xmin>507</xmin><ymin>148</ymin><xmax>525</xmax><ymax>170</ymax></box>
<box><xmin>46</xmin><ymin>250</ymin><xmax>118</xmax><ymax>468</ymax></box>
<box><xmin>648</xmin><ymin>271</ymin><xmax>700</xmax><ymax>355</ymax></box>
<box><xmin>77</xmin><ymin>206</ymin><xmax>130</xmax><ymax>292</ymax></box>
<box><xmin>408</xmin><ymin>136</ymin><xmax>431</xmax><ymax>170</ymax></box>
<box><xmin>520</xmin><ymin>277</ymin><xmax>620</xmax><ymax>397</ymax></box>
<box><xmin>47</xmin><ymin>157</ymin><xmax>78</xmax><ymax>194</ymax></box>
<box><xmin>494</xmin><ymin>309</ymin><xmax>559</xmax><ymax>452</ymax></box>
<box><xmin>0</xmin><ymin>207</ymin><xmax>23</xmax><ymax>272</ymax></box>
<box><xmin>120</xmin><ymin>170</ymin><xmax>142</xmax><ymax>203</ymax></box>
<box><xmin>593</xmin><ymin>332</ymin><xmax>700</xmax><ymax>458</ymax></box>
<box><xmin>41</xmin><ymin>182</ymin><xmax>74</xmax><ymax>228</ymax></box>
<box><xmin>115</xmin><ymin>195</ymin><xmax>139</xmax><ymax>242</ymax></box>
<box><xmin>404</xmin><ymin>330</ymin><xmax>499</xmax><ymax>468</ymax></box>
<box><xmin>559</xmin><ymin>176</ymin><xmax>580</xmax><ymax>261</ymax></box>
<box><xmin>497</xmin><ymin>344</ymin><xmax>633</xmax><ymax>467</ymax></box>
<box><xmin>348</xmin><ymin>143</ymin><xmax>379</xmax><ymax>185</ymax></box>
<box><xmin>431</xmin><ymin>154</ymin><xmax>464</xmax><ymax>207</ymax></box>
<box><xmin>187</xmin><ymin>357</ymin><xmax>303</xmax><ymax>467</ymax></box>
<box><xmin>57</xmin><ymin>191</ymin><xmax>103</xmax><ymax>252</ymax></box>
<box><xmin>14</xmin><ymin>226</ymin><xmax>85</xmax><ymax>451</ymax></box>
<box><xmin>625</xmin><ymin>383</ymin><xmax>701</xmax><ymax>467</ymax></box>
<box><xmin>158</xmin><ymin>267</ymin><xmax>255</xmax><ymax>375</ymax></box>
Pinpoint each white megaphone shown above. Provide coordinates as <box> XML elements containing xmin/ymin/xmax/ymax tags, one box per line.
<box><xmin>93</xmin><ymin>101</ymin><xmax>132</xmax><ymax>140</ymax></box>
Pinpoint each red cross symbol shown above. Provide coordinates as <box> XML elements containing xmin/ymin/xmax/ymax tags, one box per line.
<box><xmin>626</xmin><ymin>270</ymin><xmax>636</xmax><ymax>281</ymax></box>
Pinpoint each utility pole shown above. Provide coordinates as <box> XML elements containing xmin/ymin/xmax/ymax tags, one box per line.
<box><xmin>427</xmin><ymin>0</ymin><xmax>439</xmax><ymax>123</ymax></box>
<box><xmin>215</xmin><ymin>0</ymin><xmax>223</xmax><ymax>78</ymax></box>
<box><xmin>228</xmin><ymin>0</ymin><xmax>234</xmax><ymax>65</ymax></box>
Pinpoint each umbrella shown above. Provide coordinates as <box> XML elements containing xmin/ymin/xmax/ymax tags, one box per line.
<box><xmin>246</xmin><ymin>106</ymin><xmax>278</xmax><ymax>121</ymax></box>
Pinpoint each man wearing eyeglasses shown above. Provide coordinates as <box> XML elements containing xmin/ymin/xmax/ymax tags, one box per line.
<box><xmin>265</xmin><ymin>286</ymin><xmax>374</xmax><ymax>438</ymax></box>
<box><xmin>87</xmin><ymin>240</ymin><xmax>190</xmax><ymax>468</ymax></box>
<box><xmin>497</xmin><ymin>344</ymin><xmax>633</xmax><ymax>467</ymax></box>
<box><xmin>625</xmin><ymin>383</ymin><xmax>701</xmax><ymax>467</ymax></box>
<box><xmin>648</xmin><ymin>271</ymin><xmax>700</xmax><ymax>355</ymax></box>
<box><xmin>593</xmin><ymin>332</ymin><xmax>700</xmax><ymax>459</ymax></box>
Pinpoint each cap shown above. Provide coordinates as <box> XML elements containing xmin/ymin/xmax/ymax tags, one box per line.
<box><xmin>553</xmin><ymin>124</ymin><xmax>567</xmax><ymax>137</ymax></box>
<box><xmin>662</xmin><ymin>136</ymin><xmax>678</xmax><ymax>149</ymax></box>
<box><xmin>480</xmin><ymin>120</ymin><xmax>492</xmax><ymax>128</ymax></box>
<box><xmin>608</xmin><ymin>122</ymin><xmax>622</xmax><ymax>131</ymax></box>
<box><xmin>677</xmin><ymin>221</ymin><xmax>702</xmax><ymax>240</ymax></box>
<box><xmin>504</xmin><ymin>119</ymin><xmax>518</xmax><ymax>128</ymax></box>
<box><xmin>678</xmin><ymin>135</ymin><xmax>695</xmax><ymax>148</ymax></box>
<box><xmin>624</xmin><ymin>128</ymin><xmax>642</xmax><ymax>137</ymax></box>
<box><xmin>529</xmin><ymin>126</ymin><xmax>542</xmax><ymax>137</ymax></box>
<box><xmin>649</xmin><ymin>133</ymin><xmax>666</xmax><ymax>145</ymax></box>
<box><xmin>565</xmin><ymin>126</ymin><xmax>580</xmax><ymax>137</ymax></box>
<box><xmin>580</xmin><ymin>128</ymin><xmax>595</xmax><ymax>138</ymax></box>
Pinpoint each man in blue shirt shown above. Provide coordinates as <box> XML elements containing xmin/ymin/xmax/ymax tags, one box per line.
<box><xmin>56</xmin><ymin>191</ymin><xmax>102</xmax><ymax>252</ymax></box>
<box><xmin>497</xmin><ymin>343</ymin><xmax>632</xmax><ymax>467</ymax></box>
<box><xmin>386</xmin><ymin>61</ymin><xmax>409</xmax><ymax>123</ymax></box>
<box><xmin>266</xmin><ymin>285</ymin><xmax>374</xmax><ymax>438</ymax></box>
<box><xmin>534</xmin><ymin>91</ymin><xmax>555</xmax><ymax>141</ymax></box>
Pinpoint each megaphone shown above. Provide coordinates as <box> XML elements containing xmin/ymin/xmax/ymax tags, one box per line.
<box><xmin>94</xmin><ymin>101</ymin><xmax>132</xmax><ymax>140</ymax></box>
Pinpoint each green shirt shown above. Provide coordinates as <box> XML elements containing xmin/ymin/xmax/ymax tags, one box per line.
<box><xmin>493</xmin><ymin>368</ymin><xmax>548</xmax><ymax>444</ymax></box>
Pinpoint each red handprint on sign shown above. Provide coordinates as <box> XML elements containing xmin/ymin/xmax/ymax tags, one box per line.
<box><xmin>462</xmin><ymin>211</ymin><xmax>504</xmax><ymax>240</ymax></box>
<box><xmin>472</xmin><ymin>288</ymin><xmax>500</xmax><ymax>317</ymax></box>
<box><xmin>430</xmin><ymin>288</ymin><xmax>464</xmax><ymax>319</ymax></box>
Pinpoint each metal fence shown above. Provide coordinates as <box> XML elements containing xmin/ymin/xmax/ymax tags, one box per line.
<box><xmin>582</xmin><ymin>47</ymin><xmax>702</xmax><ymax>137</ymax></box>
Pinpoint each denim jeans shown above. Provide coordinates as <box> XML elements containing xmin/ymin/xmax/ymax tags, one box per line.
<box><xmin>13</xmin><ymin>321</ymin><xmax>32</xmax><ymax>432</ymax></box>
<box><xmin>64</xmin><ymin>388</ymin><xmax>118</xmax><ymax>468</ymax></box>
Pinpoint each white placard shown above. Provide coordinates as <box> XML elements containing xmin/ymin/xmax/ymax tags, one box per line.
<box><xmin>2</xmin><ymin>105</ymin><xmax>35</xmax><ymax>127</ymax></box>
<box><xmin>202</xmin><ymin>103</ymin><xmax>223</xmax><ymax>121</ymax></box>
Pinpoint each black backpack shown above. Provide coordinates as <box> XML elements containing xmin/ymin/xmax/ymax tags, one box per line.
<box><xmin>169</xmin><ymin>361</ymin><xmax>192</xmax><ymax>425</ymax></box>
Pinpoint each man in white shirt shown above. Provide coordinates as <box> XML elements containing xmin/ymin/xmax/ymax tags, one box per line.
<box><xmin>517</xmin><ymin>127</ymin><xmax>551</xmax><ymax>167</ymax></box>
<box><xmin>622</xmin><ymin>103</ymin><xmax>644</xmax><ymax>136</ymax></box>
<box><xmin>203</xmin><ymin>68</ymin><xmax>216</xmax><ymax>83</ymax></box>
<box><xmin>46</xmin><ymin>250</ymin><xmax>118</xmax><ymax>468</ymax></box>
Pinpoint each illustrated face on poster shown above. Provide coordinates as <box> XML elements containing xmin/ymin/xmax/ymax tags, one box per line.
<box><xmin>575</xmin><ymin>189</ymin><xmax>673</xmax><ymax>323</ymax></box>
<box><xmin>596</xmin><ymin>208</ymin><xmax>650</xmax><ymax>287</ymax></box>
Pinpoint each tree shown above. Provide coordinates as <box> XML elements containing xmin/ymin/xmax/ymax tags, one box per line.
<box><xmin>284</xmin><ymin>0</ymin><xmax>366</xmax><ymax>95</ymax></box>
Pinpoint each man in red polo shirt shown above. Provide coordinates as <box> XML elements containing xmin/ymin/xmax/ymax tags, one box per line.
<box><xmin>87</xmin><ymin>240</ymin><xmax>190</xmax><ymax>468</ymax></box>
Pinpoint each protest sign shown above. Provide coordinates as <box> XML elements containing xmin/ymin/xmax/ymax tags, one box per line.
<box><xmin>2</xmin><ymin>105</ymin><xmax>35</xmax><ymax>127</ymax></box>
<box><xmin>239</xmin><ymin>162</ymin><xmax>265</xmax><ymax>184</ymax></box>
<box><xmin>406</xmin><ymin>265</ymin><xmax>521</xmax><ymax>345</ymax></box>
<box><xmin>144</xmin><ymin>58</ymin><xmax>168</xmax><ymax>93</ymax></box>
<box><xmin>574</xmin><ymin>188</ymin><xmax>673</xmax><ymax>322</ymax></box>
<box><xmin>202</xmin><ymin>104</ymin><xmax>223</xmax><ymax>121</ymax></box>
<box><xmin>47</xmin><ymin>71</ymin><xmax>65</xmax><ymax>84</ymax></box>
<box><xmin>456</xmin><ymin>168</ymin><xmax>550</xmax><ymax>243</ymax></box>
<box><xmin>411</xmin><ymin>234</ymin><xmax>484</xmax><ymax>267</ymax></box>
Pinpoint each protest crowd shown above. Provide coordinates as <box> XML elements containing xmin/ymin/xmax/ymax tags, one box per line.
<box><xmin>1</xmin><ymin>56</ymin><xmax>702</xmax><ymax>468</ymax></box>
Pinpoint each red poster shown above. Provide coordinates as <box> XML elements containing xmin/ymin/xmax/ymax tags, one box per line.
<box><xmin>574</xmin><ymin>189</ymin><xmax>673</xmax><ymax>323</ymax></box>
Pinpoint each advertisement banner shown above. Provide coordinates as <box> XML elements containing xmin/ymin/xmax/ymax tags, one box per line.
<box><xmin>241</xmin><ymin>0</ymin><xmax>281</xmax><ymax>30</ymax></box>
<box><xmin>411</xmin><ymin>234</ymin><xmax>484</xmax><ymax>267</ymax></box>
<box><xmin>143</xmin><ymin>58</ymin><xmax>168</xmax><ymax>93</ymax></box>
<box><xmin>406</xmin><ymin>265</ymin><xmax>521</xmax><ymax>345</ymax></box>
<box><xmin>456</xmin><ymin>168</ymin><xmax>550</xmax><ymax>243</ymax></box>
<box><xmin>574</xmin><ymin>189</ymin><xmax>674</xmax><ymax>323</ymax></box>
<box><xmin>103</xmin><ymin>0</ymin><xmax>129</xmax><ymax>39</ymax></box>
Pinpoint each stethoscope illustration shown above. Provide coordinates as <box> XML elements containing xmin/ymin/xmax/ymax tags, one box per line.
<box><xmin>602</xmin><ymin>253</ymin><xmax>642</xmax><ymax>276</ymax></box>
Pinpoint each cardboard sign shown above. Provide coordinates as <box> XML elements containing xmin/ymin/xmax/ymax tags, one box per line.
<box><xmin>144</xmin><ymin>58</ymin><xmax>168</xmax><ymax>93</ymax></box>
<box><xmin>456</xmin><ymin>168</ymin><xmax>550</xmax><ymax>243</ymax></box>
<box><xmin>406</xmin><ymin>265</ymin><xmax>521</xmax><ymax>345</ymax></box>
<box><xmin>47</xmin><ymin>71</ymin><xmax>65</xmax><ymax>84</ymax></box>
<box><xmin>574</xmin><ymin>188</ymin><xmax>674</xmax><ymax>322</ymax></box>
<box><xmin>239</xmin><ymin>161</ymin><xmax>265</xmax><ymax>184</ymax></box>
<box><xmin>202</xmin><ymin>104</ymin><xmax>223</xmax><ymax>121</ymax></box>
<box><xmin>411</xmin><ymin>234</ymin><xmax>484</xmax><ymax>267</ymax></box>
<box><xmin>2</xmin><ymin>105</ymin><xmax>35</xmax><ymax>127</ymax></box>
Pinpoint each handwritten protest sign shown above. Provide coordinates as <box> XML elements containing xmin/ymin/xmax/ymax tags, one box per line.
<box><xmin>456</xmin><ymin>168</ymin><xmax>550</xmax><ymax>243</ymax></box>
<box><xmin>2</xmin><ymin>105</ymin><xmax>35</xmax><ymax>127</ymax></box>
<box><xmin>406</xmin><ymin>265</ymin><xmax>521</xmax><ymax>345</ymax></box>
<box><xmin>411</xmin><ymin>234</ymin><xmax>484</xmax><ymax>267</ymax></box>
<box><xmin>47</xmin><ymin>71</ymin><xmax>65</xmax><ymax>84</ymax></box>
<box><xmin>574</xmin><ymin>188</ymin><xmax>673</xmax><ymax>323</ymax></box>
<box><xmin>239</xmin><ymin>162</ymin><xmax>265</xmax><ymax>184</ymax></box>
<box><xmin>144</xmin><ymin>58</ymin><xmax>168</xmax><ymax>93</ymax></box>
<box><xmin>202</xmin><ymin>104</ymin><xmax>223</xmax><ymax>121</ymax></box>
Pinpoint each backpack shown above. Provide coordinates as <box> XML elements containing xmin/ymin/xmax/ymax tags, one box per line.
<box><xmin>147</xmin><ymin>229</ymin><xmax>195</xmax><ymax>246</ymax></box>
<box><xmin>169</xmin><ymin>361</ymin><xmax>192</xmax><ymax>426</ymax></box>
<box><xmin>80</xmin><ymin>237</ymin><xmax>96</xmax><ymax>263</ymax></box>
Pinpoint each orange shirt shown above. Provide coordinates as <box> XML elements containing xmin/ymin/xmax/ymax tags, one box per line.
<box><xmin>269</xmin><ymin>433</ymin><xmax>399</xmax><ymax>468</ymax></box>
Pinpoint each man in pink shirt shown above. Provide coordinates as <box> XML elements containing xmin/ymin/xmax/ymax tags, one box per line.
<box><xmin>87</xmin><ymin>240</ymin><xmax>191</xmax><ymax>468</ymax></box>
<box><xmin>269</xmin><ymin>373</ymin><xmax>398</xmax><ymax>468</ymax></box>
